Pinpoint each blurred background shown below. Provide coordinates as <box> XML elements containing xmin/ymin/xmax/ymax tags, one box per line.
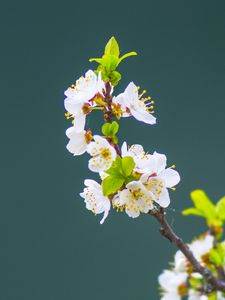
<box><xmin>1</xmin><ymin>0</ymin><xmax>225</xmax><ymax>299</ymax></box>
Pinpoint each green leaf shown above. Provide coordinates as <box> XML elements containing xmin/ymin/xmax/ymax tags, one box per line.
<box><xmin>104</xmin><ymin>37</ymin><xmax>120</xmax><ymax>57</ymax></box>
<box><xmin>216</xmin><ymin>196</ymin><xmax>225</xmax><ymax>221</ymax></box>
<box><xmin>101</xmin><ymin>121</ymin><xmax>119</xmax><ymax>137</ymax></box>
<box><xmin>110</xmin><ymin>121</ymin><xmax>119</xmax><ymax>135</ymax></box>
<box><xmin>208</xmin><ymin>293</ymin><xmax>217</xmax><ymax>300</ymax></box>
<box><xmin>109</xmin><ymin>70</ymin><xmax>122</xmax><ymax>86</ymax></box>
<box><xmin>209</xmin><ymin>248</ymin><xmax>223</xmax><ymax>266</ymax></box>
<box><xmin>89</xmin><ymin>58</ymin><xmax>102</xmax><ymax>63</ymax></box>
<box><xmin>121</xmin><ymin>156</ymin><xmax>135</xmax><ymax>177</ymax></box>
<box><xmin>105</xmin><ymin>156</ymin><xmax>122</xmax><ymax>176</ymax></box>
<box><xmin>191</xmin><ymin>190</ymin><xmax>216</xmax><ymax>221</ymax></box>
<box><xmin>101</xmin><ymin>123</ymin><xmax>111</xmax><ymax>136</ymax></box>
<box><xmin>182</xmin><ymin>208</ymin><xmax>205</xmax><ymax>217</ymax></box>
<box><xmin>102</xmin><ymin>175</ymin><xmax>124</xmax><ymax>196</ymax></box>
<box><xmin>118</xmin><ymin>51</ymin><xmax>137</xmax><ymax>63</ymax></box>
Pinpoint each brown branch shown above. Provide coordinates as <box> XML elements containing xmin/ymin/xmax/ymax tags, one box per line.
<box><xmin>150</xmin><ymin>207</ymin><xmax>225</xmax><ymax>293</ymax></box>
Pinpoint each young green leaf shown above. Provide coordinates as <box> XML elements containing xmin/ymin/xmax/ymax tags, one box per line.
<box><xmin>104</xmin><ymin>36</ymin><xmax>120</xmax><ymax>57</ymax></box>
<box><xmin>118</xmin><ymin>51</ymin><xmax>137</xmax><ymax>63</ymax></box>
<box><xmin>216</xmin><ymin>196</ymin><xmax>225</xmax><ymax>221</ymax></box>
<box><xmin>102</xmin><ymin>175</ymin><xmax>124</xmax><ymax>196</ymax></box>
<box><xmin>121</xmin><ymin>156</ymin><xmax>135</xmax><ymax>177</ymax></box>
<box><xmin>101</xmin><ymin>121</ymin><xmax>119</xmax><ymax>137</ymax></box>
<box><xmin>105</xmin><ymin>155</ymin><xmax>122</xmax><ymax>176</ymax></box>
<box><xmin>182</xmin><ymin>208</ymin><xmax>205</xmax><ymax>217</ymax></box>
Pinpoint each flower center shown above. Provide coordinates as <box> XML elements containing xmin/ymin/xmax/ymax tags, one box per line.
<box><xmin>177</xmin><ymin>283</ymin><xmax>188</xmax><ymax>297</ymax></box>
<box><xmin>131</xmin><ymin>188</ymin><xmax>144</xmax><ymax>199</ymax></box>
<box><xmin>100</xmin><ymin>148</ymin><xmax>111</xmax><ymax>160</ymax></box>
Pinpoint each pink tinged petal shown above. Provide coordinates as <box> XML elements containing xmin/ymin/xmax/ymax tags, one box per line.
<box><xmin>157</xmin><ymin>188</ymin><xmax>171</xmax><ymax>208</ymax></box>
<box><xmin>160</xmin><ymin>168</ymin><xmax>181</xmax><ymax>188</ymax></box>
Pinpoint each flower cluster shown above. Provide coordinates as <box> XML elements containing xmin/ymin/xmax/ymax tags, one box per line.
<box><xmin>158</xmin><ymin>190</ymin><xmax>225</xmax><ymax>300</ymax></box>
<box><xmin>64</xmin><ymin>37</ymin><xmax>180</xmax><ymax>224</ymax></box>
<box><xmin>159</xmin><ymin>233</ymin><xmax>225</xmax><ymax>300</ymax></box>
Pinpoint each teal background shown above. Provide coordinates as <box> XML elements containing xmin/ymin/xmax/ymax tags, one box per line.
<box><xmin>1</xmin><ymin>0</ymin><xmax>225</xmax><ymax>299</ymax></box>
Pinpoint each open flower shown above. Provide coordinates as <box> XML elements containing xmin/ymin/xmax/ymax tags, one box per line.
<box><xmin>189</xmin><ymin>235</ymin><xmax>214</xmax><ymax>264</ymax></box>
<box><xmin>113</xmin><ymin>181</ymin><xmax>154</xmax><ymax>218</ymax></box>
<box><xmin>113</xmin><ymin>82</ymin><xmax>156</xmax><ymax>124</ymax></box>
<box><xmin>64</xmin><ymin>70</ymin><xmax>105</xmax><ymax>130</ymax></box>
<box><xmin>80</xmin><ymin>179</ymin><xmax>111</xmax><ymax>224</ymax></box>
<box><xmin>140</xmin><ymin>152</ymin><xmax>180</xmax><ymax>207</ymax></box>
<box><xmin>158</xmin><ymin>270</ymin><xmax>188</xmax><ymax>300</ymax></box>
<box><xmin>65</xmin><ymin>126</ymin><xmax>92</xmax><ymax>156</ymax></box>
<box><xmin>87</xmin><ymin>135</ymin><xmax>117</xmax><ymax>172</ymax></box>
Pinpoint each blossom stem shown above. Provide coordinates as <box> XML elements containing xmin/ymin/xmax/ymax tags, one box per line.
<box><xmin>103</xmin><ymin>82</ymin><xmax>121</xmax><ymax>156</ymax></box>
<box><xmin>150</xmin><ymin>207</ymin><xmax>225</xmax><ymax>293</ymax></box>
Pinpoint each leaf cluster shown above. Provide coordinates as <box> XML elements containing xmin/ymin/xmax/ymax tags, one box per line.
<box><xmin>102</xmin><ymin>155</ymin><xmax>135</xmax><ymax>196</ymax></box>
<box><xmin>101</xmin><ymin>121</ymin><xmax>119</xmax><ymax>144</ymax></box>
<box><xmin>182</xmin><ymin>190</ymin><xmax>225</xmax><ymax>229</ymax></box>
<box><xmin>89</xmin><ymin>36</ymin><xmax>137</xmax><ymax>86</ymax></box>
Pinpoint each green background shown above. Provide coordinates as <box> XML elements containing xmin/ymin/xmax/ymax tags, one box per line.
<box><xmin>1</xmin><ymin>0</ymin><xmax>225</xmax><ymax>299</ymax></box>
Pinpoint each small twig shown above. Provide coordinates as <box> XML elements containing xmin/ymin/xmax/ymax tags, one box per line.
<box><xmin>150</xmin><ymin>207</ymin><xmax>225</xmax><ymax>293</ymax></box>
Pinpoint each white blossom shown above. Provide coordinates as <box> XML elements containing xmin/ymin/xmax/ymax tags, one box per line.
<box><xmin>113</xmin><ymin>181</ymin><xmax>154</xmax><ymax>218</ymax></box>
<box><xmin>80</xmin><ymin>179</ymin><xmax>110</xmax><ymax>224</ymax></box>
<box><xmin>64</xmin><ymin>70</ymin><xmax>105</xmax><ymax>130</ymax></box>
<box><xmin>113</xmin><ymin>82</ymin><xmax>156</xmax><ymax>124</ymax></box>
<box><xmin>189</xmin><ymin>235</ymin><xmax>214</xmax><ymax>263</ymax></box>
<box><xmin>65</xmin><ymin>126</ymin><xmax>92</xmax><ymax>156</ymax></box>
<box><xmin>140</xmin><ymin>152</ymin><xmax>180</xmax><ymax>208</ymax></box>
<box><xmin>158</xmin><ymin>270</ymin><xmax>188</xmax><ymax>300</ymax></box>
<box><xmin>174</xmin><ymin>235</ymin><xmax>214</xmax><ymax>273</ymax></box>
<box><xmin>87</xmin><ymin>135</ymin><xmax>117</xmax><ymax>172</ymax></box>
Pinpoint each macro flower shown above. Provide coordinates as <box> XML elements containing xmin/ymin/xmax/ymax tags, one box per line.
<box><xmin>158</xmin><ymin>270</ymin><xmax>188</xmax><ymax>300</ymax></box>
<box><xmin>113</xmin><ymin>181</ymin><xmax>154</xmax><ymax>218</ymax></box>
<box><xmin>64</xmin><ymin>70</ymin><xmax>105</xmax><ymax>130</ymax></box>
<box><xmin>80</xmin><ymin>179</ymin><xmax>111</xmax><ymax>224</ymax></box>
<box><xmin>113</xmin><ymin>82</ymin><xmax>156</xmax><ymax>124</ymax></box>
<box><xmin>65</xmin><ymin>126</ymin><xmax>92</xmax><ymax>156</ymax></box>
<box><xmin>87</xmin><ymin>135</ymin><xmax>117</xmax><ymax>172</ymax></box>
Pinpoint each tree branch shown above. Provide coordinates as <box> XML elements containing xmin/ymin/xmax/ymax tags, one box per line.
<box><xmin>150</xmin><ymin>207</ymin><xmax>225</xmax><ymax>293</ymax></box>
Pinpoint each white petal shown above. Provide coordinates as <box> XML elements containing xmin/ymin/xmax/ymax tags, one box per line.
<box><xmin>157</xmin><ymin>188</ymin><xmax>171</xmax><ymax>208</ymax></box>
<box><xmin>160</xmin><ymin>168</ymin><xmax>181</xmax><ymax>188</ymax></box>
<box><xmin>153</xmin><ymin>152</ymin><xmax>167</xmax><ymax>173</ymax></box>
<box><xmin>130</xmin><ymin>107</ymin><xmax>156</xmax><ymax>125</ymax></box>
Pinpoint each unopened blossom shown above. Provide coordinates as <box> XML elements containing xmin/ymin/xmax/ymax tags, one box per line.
<box><xmin>80</xmin><ymin>179</ymin><xmax>110</xmax><ymax>224</ymax></box>
<box><xmin>113</xmin><ymin>181</ymin><xmax>154</xmax><ymax>218</ymax></box>
<box><xmin>158</xmin><ymin>270</ymin><xmax>188</xmax><ymax>300</ymax></box>
<box><xmin>64</xmin><ymin>70</ymin><xmax>105</xmax><ymax>130</ymax></box>
<box><xmin>65</xmin><ymin>126</ymin><xmax>92</xmax><ymax>156</ymax></box>
<box><xmin>113</xmin><ymin>82</ymin><xmax>156</xmax><ymax>124</ymax></box>
<box><xmin>87</xmin><ymin>135</ymin><xmax>117</xmax><ymax>172</ymax></box>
